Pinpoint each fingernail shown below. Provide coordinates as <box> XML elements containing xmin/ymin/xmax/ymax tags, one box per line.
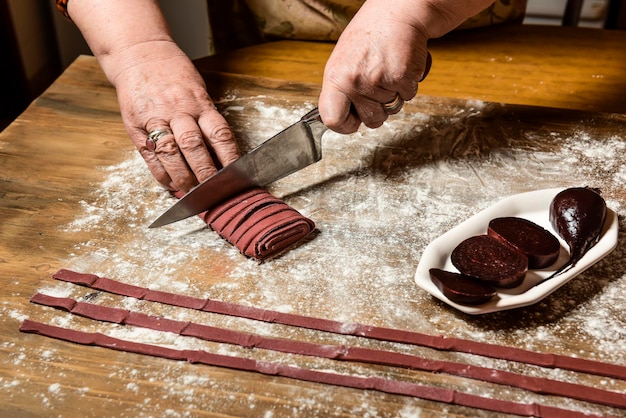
<box><xmin>420</xmin><ymin>51</ymin><xmax>433</xmax><ymax>82</ymax></box>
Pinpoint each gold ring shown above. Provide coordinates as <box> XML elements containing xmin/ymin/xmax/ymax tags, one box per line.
<box><xmin>146</xmin><ymin>128</ymin><xmax>173</xmax><ymax>151</ymax></box>
<box><xmin>382</xmin><ymin>94</ymin><xmax>404</xmax><ymax>114</ymax></box>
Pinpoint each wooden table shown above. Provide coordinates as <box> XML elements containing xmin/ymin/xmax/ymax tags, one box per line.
<box><xmin>196</xmin><ymin>24</ymin><xmax>626</xmax><ymax>114</ymax></box>
<box><xmin>2</xmin><ymin>25</ymin><xmax>625</xmax><ymax>417</ymax></box>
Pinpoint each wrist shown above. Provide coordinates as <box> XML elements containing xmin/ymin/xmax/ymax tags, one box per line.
<box><xmin>97</xmin><ymin>39</ymin><xmax>186</xmax><ymax>87</ymax></box>
<box><xmin>66</xmin><ymin>0</ymin><xmax>182</xmax><ymax>84</ymax></box>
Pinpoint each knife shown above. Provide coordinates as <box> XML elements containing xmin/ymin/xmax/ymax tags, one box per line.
<box><xmin>149</xmin><ymin>107</ymin><xmax>327</xmax><ymax>228</ymax></box>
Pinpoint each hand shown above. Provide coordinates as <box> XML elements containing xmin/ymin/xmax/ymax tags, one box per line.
<box><xmin>318</xmin><ymin>1</ymin><xmax>431</xmax><ymax>133</ymax></box>
<box><xmin>318</xmin><ymin>0</ymin><xmax>491</xmax><ymax>133</ymax></box>
<box><xmin>64</xmin><ymin>1</ymin><xmax>239</xmax><ymax>193</ymax></box>
<box><xmin>113</xmin><ymin>42</ymin><xmax>240</xmax><ymax>192</ymax></box>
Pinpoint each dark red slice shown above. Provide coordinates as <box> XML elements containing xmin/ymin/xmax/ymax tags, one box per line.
<box><xmin>429</xmin><ymin>268</ymin><xmax>497</xmax><ymax>305</ymax></box>
<box><xmin>488</xmin><ymin>217</ymin><xmax>560</xmax><ymax>269</ymax></box>
<box><xmin>451</xmin><ymin>235</ymin><xmax>528</xmax><ymax>288</ymax></box>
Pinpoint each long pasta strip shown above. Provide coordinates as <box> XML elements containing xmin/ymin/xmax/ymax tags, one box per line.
<box><xmin>52</xmin><ymin>269</ymin><xmax>626</xmax><ymax>381</ymax></box>
<box><xmin>20</xmin><ymin>319</ymin><xmax>606</xmax><ymax>418</ymax></box>
<box><xmin>28</xmin><ymin>292</ymin><xmax>626</xmax><ymax>409</ymax></box>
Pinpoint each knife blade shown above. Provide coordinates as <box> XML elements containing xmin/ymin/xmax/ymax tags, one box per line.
<box><xmin>149</xmin><ymin>108</ymin><xmax>327</xmax><ymax>228</ymax></box>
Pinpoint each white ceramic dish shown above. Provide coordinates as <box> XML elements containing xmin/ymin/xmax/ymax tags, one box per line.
<box><xmin>414</xmin><ymin>188</ymin><xmax>619</xmax><ymax>314</ymax></box>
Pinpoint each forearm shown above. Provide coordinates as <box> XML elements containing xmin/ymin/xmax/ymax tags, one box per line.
<box><xmin>364</xmin><ymin>0</ymin><xmax>497</xmax><ymax>39</ymax></box>
<box><xmin>65</xmin><ymin>0</ymin><xmax>184</xmax><ymax>87</ymax></box>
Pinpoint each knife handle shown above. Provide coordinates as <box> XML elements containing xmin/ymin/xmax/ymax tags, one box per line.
<box><xmin>301</xmin><ymin>107</ymin><xmax>322</xmax><ymax>124</ymax></box>
<box><xmin>301</xmin><ymin>105</ymin><xmax>360</xmax><ymax>126</ymax></box>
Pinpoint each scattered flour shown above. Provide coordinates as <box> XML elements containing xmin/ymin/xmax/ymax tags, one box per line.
<box><xmin>19</xmin><ymin>97</ymin><xmax>626</xmax><ymax>417</ymax></box>
<box><xmin>48</xmin><ymin>383</ymin><xmax>61</xmax><ymax>394</ymax></box>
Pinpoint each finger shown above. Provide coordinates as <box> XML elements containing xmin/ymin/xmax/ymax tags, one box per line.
<box><xmin>381</xmin><ymin>94</ymin><xmax>404</xmax><ymax>115</ymax></box>
<box><xmin>198</xmin><ymin>111</ymin><xmax>240</xmax><ymax>168</ymax></box>
<box><xmin>147</xmin><ymin>126</ymin><xmax>197</xmax><ymax>192</ymax></box>
<box><xmin>169</xmin><ymin>116</ymin><xmax>219</xmax><ymax>183</ymax></box>
<box><xmin>342</xmin><ymin>74</ymin><xmax>407</xmax><ymax>121</ymax></box>
<box><xmin>128</xmin><ymin>127</ymin><xmax>175</xmax><ymax>190</ymax></box>
<box><xmin>318</xmin><ymin>87</ymin><xmax>362</xmax><ymax>134</ymax></box>
<box><xmin>421</xmin><ymin>51</ymin><xmax>433</xmax><ymax>82</ymax></box>
<box><xmin>138</xmin><ymin>142</ymin><xmax>175</xmax><ymax>190</ymax></box>
<box><xmin>345</xmin><ymin>84</ymin><xmax>396</xmax><ymax>127</ymax></box>
<box><xmin>353</xmin><ymin>97</ymin><xmax>389</xmax><ymax>129</ymax></box>
<box><xmin>393</xmin><ymin>51</ymin><xmax>433</xmax><ymax>102</ymax></box>
<box><xmin>321</xmin><ymin>84</ymin><xmax>390</xmax><ymax>130</ymax></box>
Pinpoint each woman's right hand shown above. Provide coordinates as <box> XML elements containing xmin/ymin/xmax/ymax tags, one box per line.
<box><xmin>318</xmin><ymin>0</ymin><xmax>495</xmax><ymax>134</ymax></box>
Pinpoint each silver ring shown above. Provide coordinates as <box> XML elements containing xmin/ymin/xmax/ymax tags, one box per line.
<box><xmin>382</xmin><ymin>94</ymin><xmax>404</xmax><ymax>114</ymax></box>
<box><xmin>146</xmin><ymin>128</ymin><xmax>173</xmax><ymax>151</ymax></box>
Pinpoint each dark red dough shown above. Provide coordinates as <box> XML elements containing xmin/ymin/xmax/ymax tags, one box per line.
<box><xmin>143</xmin><ymin>289</ymin><xmax>207</xmax><ymax>310</ymax></box>
<box><xmin>488</xmin><ymin>217</ymin><xmax>561</xmax><ymax>269</ymax></box>
<box><xmin>51</xmin><ymin>270</ymin><xmax>626</xmax><ymax>381</ymax></box>
<box><xmin>211</xmin><ymin>195</ymin><xmax>281</xmax><ymax>237</ymax></box>
<box><xmin>71</xmin><ymin>302</ymin><xmax>129</xmax><ymax>324</ymax></box>
<box><xmin>235</xmin><ymin>209</ymin><xmax>313</xmax><ymax>259</ymax></box>
<box><xmin>229</xmin><ymin>204</ymin><xmax>292</xmax><ymax>245</ymax></box>
<box><xmin>18</xmin><ymin>319</ymin><xmax>613</xmax><ymax>417</ymax></box>
<box><xmin>52</xmin><ymin>269</ymin><xmax>98</xmax><ymax>286</ymax></box>
<box><xmin>451</xmin><ymin>235</ymin><xmax>528</xmax><ymax>288</ymax></box>
<box><xmin>429</xmin><ymin>268</ymin><xmax>497</xmax><ymax>305</ymax></box>
<box><xmin>201</xmin><ymin>188</ymin><xmax>267</xmax><ymax>225</ymax></box>
<box><xmin>91</xmin><ymin>276</ymin><xmax>147</xmax><ymax>299</ymax></box>
<box><xmin>30</xmin><ymin>293</ymin><xmax>76</xmax><ymax>311</ymax></box>
<box><xmin>126</xmin><ymin>312</ymin><xmax>190</xmax><ymax>334</ymax></box>
<box><xmin>30</xmin><ymin>293</ymin><xmax>626</xmax><ymax>409</ymax></box>
<box><xmin>549</xmin><ymin>187</ymin><xmax>607</xmax><ymax>276</ymax></box>
<box><xmin>173</xmin><ymin>187</ymin><xmax>315</xmax><ymax>260</ymax></box>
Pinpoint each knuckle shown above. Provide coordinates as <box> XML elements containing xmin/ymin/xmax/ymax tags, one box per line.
<box><xmin>368</xmin><ymin>66</ymin><xmax>388</xmax><ymax>84</ymax></box>
<box><xmin>154</xmin><ymin>137</ymin><xmax>179</xmax><ymax>158</ymax></box>
<box><xmin>145</xmin><ymin>118</ymin><xmax>169</xmax><ymax>131</ymax></box>
<box><xmin>363</xmin><ymin>115</ymin><xmax>387</xmax><ymax>129</ymax></box>
<box><xmin>138</xmin><ymin>149</ymin><xmax>171</xmax><ymax>187</ymax></box>
<box><xmin>167</xmin><ymin>165</ymin><xmax>196</xmax><ymax>191</ymax></box>
<box><xmin>195</xmin><ymin>165</ymin><xmax>218</xmax><ymax>182</ymax></box>
<box><xmin>359</xmin><ymin>108</ymin><xmax>387</xmax><ymax>128</ymax></box>
<box><xmin>176</xmin><ymin>130</ymin><xmax>205</xmax><ymax>151</ymax></box>
<box><xmin>220</xmin><ymin>148</ymin><xmax>241</xmax><ymax>166</ymax></box>
<box><xmin>207</xmin><ymin>123</ymin><xmax>235</xmax><ymax>145</ymax></box>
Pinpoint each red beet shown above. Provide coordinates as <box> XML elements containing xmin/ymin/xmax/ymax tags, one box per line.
<box><xmin>549</xmin><ymin>187</ymin><xmax>607</xmax><ymax>277</ymax></box>
<box><xmin>488</xmin><ymin>217</ymin><xmax>560</xmax><ymax>269</ymax></box>
<box><xmin>451</xmin><ymin>235</ymin><xmax>528</xmax><ymax>288</ymax></box>
<box><xmin>429</xmin><ymin>268</ymin><xmax>497</xmax><ymax>305</ymax></box>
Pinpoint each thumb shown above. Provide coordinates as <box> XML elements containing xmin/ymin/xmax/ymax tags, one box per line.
<box><xmin>318</xmin><ymin>87</ymin><xmax>361</xmax><ymax>134</ymax></box>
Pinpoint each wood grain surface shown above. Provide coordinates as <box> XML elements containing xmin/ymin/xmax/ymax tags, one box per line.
<box><xmin>2</xmin><ymin>24</ymin><xmax>626</xmax><ymax>417</ymax></box>
<box><xmin>195</xmin><ymin>24</ymin><xmax>626</xmax><ymax>114</ymax></box>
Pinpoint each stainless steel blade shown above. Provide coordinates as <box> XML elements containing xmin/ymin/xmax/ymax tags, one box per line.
<box><xmin>149</xmin><ymin>108</ymin><xmax>327</xmax><ymax>228</ymax></box>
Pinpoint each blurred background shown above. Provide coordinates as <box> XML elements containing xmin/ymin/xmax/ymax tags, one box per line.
<box><xmin>1</xmin><ymin>0</ymin><xmax>625</xmax><ymax>131</ymax></box>
<box><xmin>1</xmin><ymin>0</ymin><xmax>211</xmax><ymax>130</ymax></box>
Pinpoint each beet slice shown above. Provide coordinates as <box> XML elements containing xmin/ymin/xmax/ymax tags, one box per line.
<box><xmin>451</xmin><ymin>235</ymin><xmax>528</xmax><ymax>288</ymax></box>
<box><xmin>487</xmin><ymin>217</ymin><xmax>560</xmax><ymax>269</ymax></box>
<box><xmin>429</xmin><ymin>268</ymin><xmax>497</xmax><ymax>305</ymax></box>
